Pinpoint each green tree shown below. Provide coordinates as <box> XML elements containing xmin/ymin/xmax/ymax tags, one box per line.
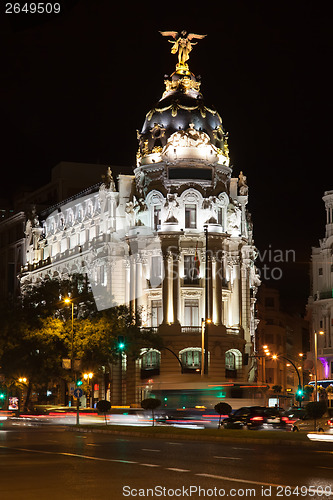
<box><xmin>326</xmin><ymin>385</ymin><xmax>333</xmax><ymax>408</ymax></box>
<box><xmin>304</xmin><ymin>384</ymin><xmax>314</xmax><ymax>400</ymax></box>
<box><xmin>96</xmin><ymin>399</ymin><xmax>111</xmax><ymax>425</ymax></box>
<box><xmin>0</xmin><ymin>316</ymin><xmax>67</xmax><ymax>410</ymax></box>
<box><xmin>214</xmin><ymin>402</ymin><xmax>232</xmax><ymax>428</ymax></box>
<box><xmin>305</xmin><ymin>401</ymin><xmax>327</xmax><ymax>431</ymax></box>
<box><xmin>141</xmin><ymin>398</ymin><xmax>161</xmax><ymax>426</ymax></box>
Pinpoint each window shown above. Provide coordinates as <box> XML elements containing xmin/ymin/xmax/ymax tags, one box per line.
<box><xmin>225</xmin><ymin>351</ymin><xmax>236</xmax><ymax>370</ymax></box>
<box><xmin>184</xmin><ymin>255</ymin><xmax>199</xmax><ymax>284</ymax></box>
<box><xmin>217</xmin><ymin>207</ymin><xmax>223</xmax><ymax>227</ymax></box>
<box><xmin>319</xmin><ymin>267</ymin><xmax>323</xmax><ymax>276</ymax></box>
<box><xmin>180</xmin><ymin>348</ymin><xmax>201</xmax><ymax>372</ymax></box>
<box><xmin>150</xmin><ymin>255</ymin><xmax>162</xmax><ymax>287</ymax></box>
<box><xmin>225</xmin><ymin>349</ymin><xmax>242</xmax><ymax>378</ymax></box>
<box><xmin>153</xmin><ymin>205</ymin><xmax>161</xmax><ymax>230</ymax></box>
<box><xmin>184</xmin><ymin>299</ymin><xmax>199</xmax><ymax>326</ymax></box>
<box><xmin>185</xmin><ymin>204</ymin><xmax>196</xmax><ymax>228</ymax></box>
<box><xmin>141</xmin><ymin>350</ymin><xmax>160</xmax><ymax>370</ymax></box>
<box><xmin>141</xmin><ymin>350</ymin><xmax>161</xmax><ymax>378</ymax></box>
<box><xmin>151</xmin><ymin>300</ymin><xmax>162</xmax><ymax>327</ymax></box>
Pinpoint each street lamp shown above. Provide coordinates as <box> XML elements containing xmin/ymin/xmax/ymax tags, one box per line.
<box><xmin>83</xmin><ymin>372</ymin><xmax>93</xmax><ymax>408</ymax></box>
<box><xmin>272</xmin><ymin>354</ymin><xmax>302</xmax><ymax>407</ymax></box>
<box><xmin>64</xmin><ymin>297</ymin><xmax>74</xmax><ymax>371</ymax></box>
<box><xmin>314</xmin><ymin>330</ymin><xmax>324</xmax><ymax>402</ymax></box>
<box><xmin>201</xmin><ymin>318</ymin><xmax>211</xmax><ymax>376</ymax></box>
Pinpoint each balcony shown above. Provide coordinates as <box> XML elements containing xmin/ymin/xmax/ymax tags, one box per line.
<box><xmin>314</xmin><ymin>290</ymin><xmax>333</xmax><ymax>301</ymax></box>
<box><xmin>226</xmin><ymin>327</ymin><xmax>241</xmax><ymax>336</ymax></box>
<box><xmin>181</xmin><ymin>326</ymin><xmax>202</xmax><ymax>334</ymax></box>
<box><xmin>181</xmin><ymin>277</ymin><xmax>202</xmax><ymax>287</ymax></box>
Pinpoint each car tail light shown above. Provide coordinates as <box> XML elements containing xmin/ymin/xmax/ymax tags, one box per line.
<box><xmin>250</xmin><ymin>416</ymin><xmax>264</xmax><ymax>422</ymax></box>
<box><xmin>281</xmin><ymin>417</ymin><xmax>289</xmax><ymax>422</ymax></box>
<box><xmin>327</xmin><ymin>419</ymin><xmax>333</xmax><ymax>427</ymax></box>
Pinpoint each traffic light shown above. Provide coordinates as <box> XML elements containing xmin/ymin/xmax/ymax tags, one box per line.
<box><xmin>117</xmin><ymin>335</ymin><xmax>125</xmax><ymax>351</ymax></box>
<box><xmin>0</xmin><ymin>389</ymin><xmax>6</xmax><ymax>408</ymax></box>
<box><xmin>76</xmin><ymin>378</ymin><xmax>83</xmax><ymax>387</ymax></box>
<box><xmin>295</xmin><ymin>385</ymin><xmax>304</xmax><ymax>402</ymax></box>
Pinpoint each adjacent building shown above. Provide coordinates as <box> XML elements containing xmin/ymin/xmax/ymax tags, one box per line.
<box><xmin>256</xmin><ymin>285</ymin><xmax>309</xmax><ymax>405</ymax></box>
<box><xmin>308</xmin><ymin>190</ymin><xmax>333</xmax><ymax>382</ymax></box>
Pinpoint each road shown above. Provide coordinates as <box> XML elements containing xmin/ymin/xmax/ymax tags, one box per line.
<box><xmin>0</xmin><ymin>425</ymin><xmax>332</xmax><ymax>500</ymax></box>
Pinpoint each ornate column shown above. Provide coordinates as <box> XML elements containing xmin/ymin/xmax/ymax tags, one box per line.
<box><xmin>162</xmin><ymin>250</ymin><xmax>171</xmax><ymax>324</ymax></box>
<box><xmin>129</xmin><ymin>253</ymin><xmax>136</xmax><ymax>318</ymax></box>
<box><xmin>135</xmin><ymin>254</ymin><xmax>143</xmax><ymax>315</ymax></box>
<box><xmin>172</xmin><ymin>250</ymin><xmax>180</xmax><ymax>325</ymax></box>
<box><xmin>214</xmin><ymin>252</ymin><xmax>223</xmax><ymax>325</ymax></box>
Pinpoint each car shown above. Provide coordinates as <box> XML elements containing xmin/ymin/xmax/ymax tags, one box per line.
<box><xmin>282</xmin><ymin>408</ymin><xmax>307</xmax><ymax>426</ymax></box>
<box><xmin>223</xmin><ymin>406</ymin><xmax>287</xmax><ymax>430</ymax></box>
<box><xmin>292</xmin><ymin>408</ymin><xmax>333</xmax><ymax>433</ymax></box>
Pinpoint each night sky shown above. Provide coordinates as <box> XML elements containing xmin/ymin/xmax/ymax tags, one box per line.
<box><xmin>1</xmin><ymin>1</ymin><xmax>332</xmax><ymax>312</ymax></box>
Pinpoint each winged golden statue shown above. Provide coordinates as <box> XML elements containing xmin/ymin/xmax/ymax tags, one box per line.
<box><xmin>160</xmin><ymin>30</ymin><xmax>206</xmax><ymax>69</ymax></box>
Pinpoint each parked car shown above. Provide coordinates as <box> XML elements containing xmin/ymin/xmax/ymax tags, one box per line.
<box><xmin>292</xmin><ymin>408</ymin><xmax>333</xmax><ymax>433</ymax></box>
<box><xmin>223</xmin><ymin>406</ymin><xmax>287</xmax><ymax>430</ymax></box>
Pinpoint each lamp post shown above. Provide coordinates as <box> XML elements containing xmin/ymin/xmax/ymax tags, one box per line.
<box><xmin>64</xmin><ymin>298</ymin><xmax>74</xmax><ymax>371</ymax></box>
<box><xmin>201</xmin><ymin>317</ymin><xmax>211</xmax><ymax>377</ymax></box>
<box><xmin>272</xmin><ymin>354</ymin><xmax>302</xmax><ymax>406</ymax></box>
<box><xmin>83</xmin><ymin>372</ymin><xmax>93</xmax><ymax>407</ymax></box>
<box><xmin>203</xmin><ymin>224</ymin><xmax>210</xmax><ymax>375</ymax></box>
<box><xmin>314</xmin><ymin>330</ymin><xmax>324</xmax><ymax>402</ymax></box>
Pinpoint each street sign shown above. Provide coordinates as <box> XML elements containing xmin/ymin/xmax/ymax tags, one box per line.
<box><xmin>73</xmin><ymin>388</ymin><xmax>83</xmax><ymax>398</ymax></box>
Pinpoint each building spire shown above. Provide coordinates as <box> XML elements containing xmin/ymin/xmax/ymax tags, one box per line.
<box><xmin>160</xmin><ymin>30</ymin><xmax>206</xmax><ymax>74</ymax></box>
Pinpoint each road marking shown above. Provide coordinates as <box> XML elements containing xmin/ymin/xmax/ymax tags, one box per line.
<box><xmin>316</xmin><ymin>466</ymin><xmax>333</xmax><ymax>470</ymax></box>
<box><xmin>140</xmin><ymin>463</ymin><xmax>160</xmax><ymax>467</ymax></box>
<box><xmin>214</xmin><ymin>456</ymin><xmax>242</xmax><ymax>460</ymax></box>
<box><xmin>86</xmin><ymin>443</ymin><xmax>100</xmax><ymax>447</ymax></box>
<box><xmin>141</xmin><ymin>448</ymin><xmax>160</xmax><ymax>452</ymax></box>
<box><xmin>232</xmin><ymin>446</ymin><xmax>254</xmax><ymax>451</ymax></box>
<box><xmin>166</xmin><ymin>468</ymin><xmax>190</xmax><ymax>472</ymax></box>
<box><xmin>196</xmin><ymin>473</ymin><xmax>290</xmax><ymax>489</ymax></box>
<box><xmin>0</xmin><ymin>445</ymin><xmax>137</xmax><ymax>464</ymax></box>
<box><xmin>167</xmin><ymin>442</ymin><xmax>183</xmax><ymax>445</ymax></box>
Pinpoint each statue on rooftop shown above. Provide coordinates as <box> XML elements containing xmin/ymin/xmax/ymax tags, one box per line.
<box><xmin>160</xmin><ymin>30</ymin><xmax>206</xmax><ymax>70</ymax></box>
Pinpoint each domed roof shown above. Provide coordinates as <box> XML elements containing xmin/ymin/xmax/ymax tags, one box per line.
<box><xmin>138</xmin><ymin>71</ymin><xmax>228</xmax><ymax>158</ymax></box>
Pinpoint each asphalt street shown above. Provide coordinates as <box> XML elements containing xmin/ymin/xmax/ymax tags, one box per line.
<box><xmin>0</xmin><ymin>425</ymin><xmax>332</xmax><ymax>500</ymax></box>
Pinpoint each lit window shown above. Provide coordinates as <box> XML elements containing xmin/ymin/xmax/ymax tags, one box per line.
<box><xmin>151</xmin><ymin>300</ymin><xmax>162</xmax><ymax>327</ymax></box>
<box><xmin>184</xmin><ymin>255</ymin><xmax>199</xmax><ymax>284</ymax></box>
<box><xmin>180</xmin><ymin>349</ymin><xmax>201</xmax><ymax>371</ymax></box>
<box><xmin>142</xmin><ymin>350</ymin><xmax>160</xmax><ymax>370</ymax></box>
<box><xmin>185</xmin><ymin>204</ymin><xmax>196</xmax><ymax>228</ymax></box>
<box><xmin>150</xmin><ymin>255</ymin><xmax>162</xmax><ymax>287</ymax></box>
<box><xmin>217</xmin><ymin>207</ymin><xmax>223</xmax><ymax>227</ymax></box>
<box><xmin>184</xmin><ymin>299</ymin><xmax>199</xmax><ymax>326</ymax></box>
<box><xmin>153</xmin><ymin>205</ymin><xmax>161</xmax><ymax>230</ymax></box>
<box><xmin>225</xmin><ymin>351</ymin><xmax>236</xmax><ymax>370</ymax></box>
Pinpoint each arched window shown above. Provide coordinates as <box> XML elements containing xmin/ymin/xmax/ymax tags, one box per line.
<box><xmin>179</xmin><ymin>347</ymin><xmax>202</xmax><ymax>373</ymax></box>
<box><xmin>225</xmin><ymin>349</ymin><xmax>242</xmax><ymax>379</ymax></box>
<box><xmin>141</xmin><ymin>349</ymin><xmax>161</xmax><ymax>379</ymax></box>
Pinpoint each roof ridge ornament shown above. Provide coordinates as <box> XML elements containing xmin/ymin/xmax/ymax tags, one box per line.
<box><xmin>160</xmin><ymin>30</ymin><xmax>206</xmax><ymax>74</ymax></box>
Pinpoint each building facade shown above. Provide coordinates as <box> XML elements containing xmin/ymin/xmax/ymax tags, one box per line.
<box><xmin>308</xmin><ymin>190</ymin><xmax>333</xmax><ymax>382</ymax></box>
<box><xmin>20</xmin><ymin>35</ymin><xmax>262</xmax><ymax>407</ymax></box>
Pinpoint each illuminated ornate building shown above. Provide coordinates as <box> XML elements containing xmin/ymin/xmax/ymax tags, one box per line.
<box><xmin>308</xmin><ymin>190</ymin><xmax>333</xmax><ymax>382</ymax></box>
<box><xmin>21</xmin><ymin>33</ymin><xmax>261</xmax><ymax>407</ymax></box>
